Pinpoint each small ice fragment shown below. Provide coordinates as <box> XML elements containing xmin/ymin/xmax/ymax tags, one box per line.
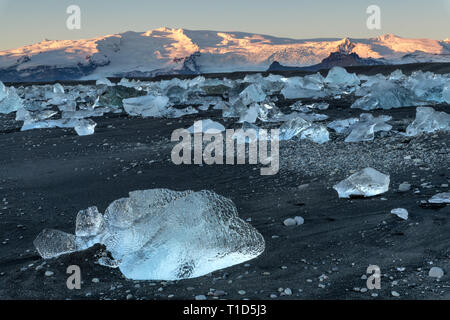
<box><xmin>279</xmin><ymin>117</ymin><xmax>311</xmax><ymax>140</ymax></box>
<box><xmin>428</xmin><ymin>192</ymin><xmax>450</xmax><ymax>204</ymax></box>
<box><xmin>53</xmin><ymin>83</ymin><xmax>65</xmax><ymax>94</ymax></box>
<box><xmin>96</xmin><ymin>78</ymin><xmax>113</xmax><ymax>86</ymax></box>
<box><xmin>283</xmin><ymin>218</ymin><xmax>296</xmax><ymax>226</ymax></box>
<box><xmin>300</xmin><ymin>125</ymin><xmax>330</xmax><ymax>144</ymax></box>
<box><xmin>33</xmin><ymin>229</ymin><xmax>78</xmax><ymax>259</ymax></box>
<box><xmin>238</xmin><ymin>103</ymin><xmax>259</xmax><ymax>123</ymax></box>
<box><xmin>333</xmin><ymin>168</ymin><xmax>390</xmax><ymax>198</ymax></box>
<box><xmin>75</xmin><ymin>206</ymin><xmax>103</xmax><ymax>237</ymax></box>
<box><xmin>74</xmin><ymin>119</ymin><xmax>97</xmax><ymax>136</ymax></box>
<box><xmin>294</xmin><ymin>216</ymin><xmax>305</xmax><ymax>225</ymax></box>
<box><xmin>186</xmin><ymin>119</ymin><xmax>225</xmax><ymax>133</ymax></box>
<box><xmin>443</xmin><ymin>85</ymin><xmax>450</xmax><ymax>104</ymax></box>
<box><xmin>391</xmin><ymin>208</ymin><xmax>408</xmax><ymax>220</ymax></box>
<box><xmin>327</xmin><ymin>118</ymin><xmax>359</xmax><ymax>134</ymax></box>
<box><xmin>428</xmin><ymin>267</ymin><xmax>444</xmax><ymax>279</ymax></box>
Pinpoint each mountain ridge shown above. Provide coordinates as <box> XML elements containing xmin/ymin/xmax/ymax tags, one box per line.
<box><xmin>1</xmin><ymin>27</ymin><xmax>449</xmax><ymax>81</ymax></box>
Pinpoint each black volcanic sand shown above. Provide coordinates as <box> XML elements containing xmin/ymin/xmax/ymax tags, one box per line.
<box><xmin>0</xmin><ymin>66</ymin><xmax>449</xmax><ymax>300</ymax></box>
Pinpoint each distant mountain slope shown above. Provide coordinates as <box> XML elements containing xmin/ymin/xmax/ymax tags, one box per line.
<box><xmin>0</xmin><ymin>27</ymin><xmax>449</xmax><ymax>81</ymax></box>
<box><xmin>268</xmin><ymin>51</ymin><xmax>384</xmax><ymax>72</ymax></box>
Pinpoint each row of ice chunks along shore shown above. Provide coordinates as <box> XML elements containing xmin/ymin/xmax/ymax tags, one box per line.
<box><xmin>1</xmin><ymin>67</ymin><xmax>449</xmax><ymax>138</ymax></box>
<box><xmin>34</xmin><ymin>189</ymin><xmax>265</xmax><ymax>281</ymax></box>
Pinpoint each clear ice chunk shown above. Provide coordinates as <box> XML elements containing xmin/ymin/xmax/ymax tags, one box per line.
<box><xmin>391</xmin><ymin>208</ymin><xmax>408</xmax><ymax>220</ymax></box>
<box><xmin>96</xmin><ymin>78</ymin><xmax>114</xmax><ymax>86</ymax></box>
<box><xmin>34</xmin><ymin>189</ymin><xmax>265</xmax><ymax>280</ymax></box>
<box><xmin>187</xmin><ymin>119</ymin><xmax>225</xmax><ymax>133</ymax></box>
<box><xmin>443</xmin><ymin>85</ymin><xmax>450</xmax><ymax>104</ymax></box>
<box><xmin>279</xmin><ymin>117</ymin><xmax>311</xmax><ymax>140</ymax></box>
<box><xmin>123</xmin><ymin>95</ymin><xmax>170</xmax><ymax>118</ymax></box>
<box><xmin>324</xmin><ymin>67</ymin><xmax>360</xmax><ymax>88</ymax></box>
<box><xmin>351</xmin><ymin>80</ymin><xmax>421</xmax><ymax>110</ymax></box>
<box><xmin>75</xmin><ymin>206</ymin><xmax>104</xmax><ymax>237</ymax></box>
<box><xmin>33</xmin><ymin>229</ymin><xmax>79</xmax><ymax>259</ymax></box>
<box><xmin>300</xmin><ymin>125</ymin><xmax>330</xmax><ymax>144</ymax></box>
<box><xmin>333</xmin><ymin>168</ymin><xmax>390</xmax><ymax>198</ymax></box>
<box><xmin>345</xmin><ymin>123</ymin><xmax>376</xmax><ymax>142</ymax></box>
<box><xmin>238</xmin><ymin>103</ymin><xmax>259</xmax><ymax>123</ymax></box>
<box><xmin>406</xmin><ymin>107</ymin><xmax>450</xmax><ymax>136</ymax></box>
<box><xmin>344</xmin><ymin>114</ymin><xmax>392</xmax><ymax>143</ymax></box>
<box><xmin>239</xmin><ymin>84</ymin><xmax>266</xmax><ymax>106</ymax></box>
<box><xmin>0</xmin><ymin>81</ymin><xmax>6</xmax><ymax>101</ymax></box>
<box><xmin>428</xmin><ymin>192</ymin><xmax>450</xmax><ymax>204</ymax></box>
<box><xmin>0</xmin><ymin>86</ymin><xmax>23</xmax><ymax>114</ymax></box>
<box><xmin>74</xmin><ymin>119</ymin><xmax>97</xmax><ymax>136</ymax></box>
<box><xmin>327</xmin><ymin>118</ymin><xmax>359</xmax><ymax>134</ymax></box>
<box><xmin>281</xmin><ymin>76</ymin><xmax>326</xmax><ymax>99</ymax></box>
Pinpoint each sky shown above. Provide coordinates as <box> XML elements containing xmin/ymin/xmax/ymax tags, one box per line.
<box><xmin>0</xmin><ymin>0</ymin><xmax>449</xmax><ymax>50</ymax></box>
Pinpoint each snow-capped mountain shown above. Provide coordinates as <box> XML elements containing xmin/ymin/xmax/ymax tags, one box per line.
<box><xmin>0</xmin><ymin>27</ymin><xmax>449</xmax><ymax>81</ymax></box>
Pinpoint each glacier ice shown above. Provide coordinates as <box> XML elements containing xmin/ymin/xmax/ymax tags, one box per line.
<box><xmin>391</xmin><ymin>208</ymin><xmax>408</xmax><ymax>220</ymax></box>
<box><xmin>75</xmin><ymin>206</ymin><xmax>103</xmax><ymax>237</ymax></box>
<box><xmin>279</xmin><ymin>117</ymin><xmax>329</xmax><ymax>143</ymax></box>
<box><xmin>344</xmin><ymin>114</ymin><xmax>392</xmax><ymax>143</ymax></box>
<box><xmin>300</xmin><ymin>125</ymin><xmax>330</xmax><ymax>144</ymax></box>
<box><xmin>406</xmin><ymin>107</ymin><xmax>450</xmax><ymax>136</ymax></box>
<box><xmin>444</xmin><ymin>85</ymin><xmax>450</xmax><ymax>104</ymax></box>
<box><xmin>239</xmin><ymin>84</ymin><xmax>266</xmax><ymax>106</ymax></box>
<box><xmin>281</xmin><ymin>76</ymin><xmax>326</xmax><ymax>99</ymax></box>
<box><xmin>21</xmin><ymin>118</ymin><xmax>97</xmax><ymax>136</ymax></box>
<box><xmin>96</xmin><ymin>78</ymin><xmax>114</xmax><ymax>86</ymax></box>
<box><xmin>238</xmin><ymin>103</ymin><xmax>259</xmax><ymax>123</ymax></box>
<box><xmin>324</xmin><ymin>67</ymin><xmax>360</xmax><ymax>88</ymax></box>
<box><xmin>351</xmin><ymin>80</ymin><xmax>420</xmax><ymax>110</ymax></box>
<box><xmin>34</xmin><ymin>229</ymin><xmax>79</xmax><ymax>259</ymax></box>
<box><xmin>74</xmin><ymin>119</ymin><xmax>97</xmax><ymax>136</ymax></box>
<box><xmin>0</xmin><ymin>86</ymin><xmax>23</xmax><ymax>114</ymax></box>
<box><xmin>34</xmin><ymin>189</ymin><xmax>265</xmax><ymax>280</ymax></box>
<box><xmin>123</xmin><ymin>95</ymin><xmax>170</xmax><ymax>117</ymax></box>
<box><xmin>327</xmin><ymin>118</ymin><xmax>359</xmax><ymax>134</ymax></box>
<box><xmin>187</xmin><ymin>119</ymin><xmax>225</xmax><ymax>133</ymax></box>
<box><xmin>333</xmin><ymin>168</ymin><xmax>390</xmax><ymax>198</ymax></box>
<box><xmin>428</xmin><ymin>192</ymin><xmax>450</xmax><ymax>204</ymax></box>
<box><xmin>279</xmin><ymin>117</ymin><xmax>312</xmax><ymax>140</ymax></box>
<box><xmin>0</xmin><ymin>81</ymin><xmax>6</xmax><ymax>101</ymax></box>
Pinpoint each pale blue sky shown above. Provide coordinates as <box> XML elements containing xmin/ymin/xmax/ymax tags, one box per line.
<box><xmin>0</xmin><ymin>0</ymin><xmax>449</xmax><ymax>50</ymax></box>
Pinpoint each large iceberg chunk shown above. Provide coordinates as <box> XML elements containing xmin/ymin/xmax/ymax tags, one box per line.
<box><xmin>0</xmin><ymin>86</ymin><xmax>23</xmax><ymax>114</ymax></box>
<box><xmin>34</xmin><ymin>189</ymin><xmax>265</xmax><ymax>281</ymax></box>
<box><xmin>351</xmin><ymin>80</ymin><xmax>420</xmax><ymax>110</ymax></box>
<box><xmin>333</xmin><ymin>168</ymin><xmax>390</xmax><ymax>198</ymax></box>
<box><xmin>324</xmin><ymin>67</ymin><xmax>360</xmax><ymax>88</ymax></box>
<box><xmin>123</xmin><ymin>95</ymin><xmax>170</xmax><ymax>117</ymax></box>
<box><xmin>281</xmin><ymin>75</ymin><xmax>326</xmax><ymax>99</ymax></box>
<box><xmin>406</xmin><ymin>107</ymin><xmax>450</xmax><ymax>136</ymax></box>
